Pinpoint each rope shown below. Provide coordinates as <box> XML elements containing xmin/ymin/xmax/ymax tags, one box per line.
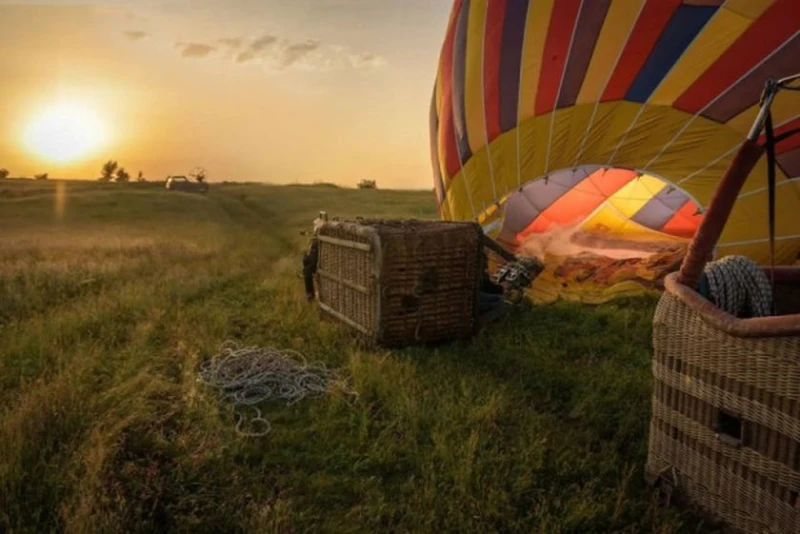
<box><xmin>701</xmin><ymin>255</ymin><xmax>773</xmax><ymax>318</ymax></box>
<box><xmin>197</xmin><ymin>341</ymin><xmax>358</xmax><ymax>437</ymax></box>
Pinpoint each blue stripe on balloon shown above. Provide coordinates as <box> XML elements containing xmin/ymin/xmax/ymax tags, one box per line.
<box><xmin>499</xmin><ymin>0</ymin><xmax>529</xmax><ymax>133</ymax></box>
<box><xmin>626</xmin><ymin>4</ymin><xmax>718</xmax><ymax>104</ymax></box>
<box><xmin>630</xmin><ymin>184</ymin><xmax>690</xmax><ymax>230</ymax></box>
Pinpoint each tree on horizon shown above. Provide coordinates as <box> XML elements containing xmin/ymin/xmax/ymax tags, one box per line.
<box><xmin>101</xmin><ymin>160</ymin><xmax>118</xmax><ymax>181</ymax></box>
<box><xmin>115</xmin><ymin>167</ymin><xmax>130</xmax><ymax>183</ymax></box>
<box><xmin>0</xmin><ymin>168</ymin><xmax>9</xmax><ymax>179</ymax></box>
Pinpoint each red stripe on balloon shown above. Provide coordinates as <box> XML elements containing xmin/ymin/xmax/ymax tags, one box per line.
<box><xmin>758</xmin><ymin>117</ymin><xmax>800</xmax><ymax>155</ymax></box>
<box><xmin>483</xmin><ymin>0</ymin><xmax>506</xmax><ymax>142</ymax></box>
<box><xmin>674</xmin><ymin>0</ymin><xmax>797</xmax><ymax>115</ymax></box>
<box><xmin>661</xmin><ymin>200</ymin><xmax>702</xmax><ymax>239</ymax></box>
<box><xmin>438</xmin><ymin>0</ymin><xmax>464</xmax><ymax>180</ymax></box>
<box><xmin>601</xmin><ymin>0</ymin><xmax>681</xmax><ymax>102</ymax></box>
<box><xmin>534</xmin><ymin>0</ymin><xmax>581</xmax><ymax>116</ymax></box>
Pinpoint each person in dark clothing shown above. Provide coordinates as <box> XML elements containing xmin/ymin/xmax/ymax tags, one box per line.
<box><xmin>301</xmin><ymin>212</ymin><xmax>327</xmax><ymax>302</ymax></box>
<box><xmin>477</xmin><ymin>249</ymin><xmax>508</xmax><ymax>319</ymax></box>
<box><xmin>302</xmin><ymin>236</ymin><xmax>319</xmax><ymax>302</ymax></box>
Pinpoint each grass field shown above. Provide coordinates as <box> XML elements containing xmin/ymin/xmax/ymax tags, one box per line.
<box><xmin>0</xmin><ymin>179</ymin><xmax>712</xmax><ymax>533</ymax></box>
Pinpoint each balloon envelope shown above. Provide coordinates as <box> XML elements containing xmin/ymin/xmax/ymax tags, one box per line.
<box><xmin>430</xmin><ymin>0</ymin><xmax>800</xmax><ymax>301</ymax></box>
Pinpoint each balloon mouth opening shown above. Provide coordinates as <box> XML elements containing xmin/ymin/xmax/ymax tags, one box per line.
<box><xmin>480</xmin><ymin>165</ymin><xmax>704</xmax><ymax>264</ymax></box>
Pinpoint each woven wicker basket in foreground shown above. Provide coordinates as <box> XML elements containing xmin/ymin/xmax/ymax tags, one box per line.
<box><xmin>645</xmin><ymin>76</ymin><xmax>800</xmax><ymax>534</ymax></box>
<box><xmin>648</xmin><ymin>269</ymin><xmax>800</xmax><ymax>533</ymax></box>
<box><xmin>315</xmin><ymin>219</ymin><xmax>483</xmax><ymax>347</ymax></box>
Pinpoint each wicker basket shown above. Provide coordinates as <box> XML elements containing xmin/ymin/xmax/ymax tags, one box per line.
<box><xmin>314</xmin><ymin>219</ymin><xmax>483</xmax><ymax>347</ymax></box>
<box><xmin>647</xmin><ymin>269</ymin><xmax>800</xmax><ymax>533</ymax></box>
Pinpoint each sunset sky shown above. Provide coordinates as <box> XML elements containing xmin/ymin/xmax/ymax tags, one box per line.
<box><xmin>0</xmin><ymin>0</ymin><xmax>452</xmax><ymax>188</ymax></box>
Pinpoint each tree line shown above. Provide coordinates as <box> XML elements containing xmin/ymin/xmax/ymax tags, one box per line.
<box><xmin>0</xmin><ymin>169</ymin><xmax>45</xmax><ymax>180</ymax></box>
<box><xmin>99</xmin><ymin>160</ymin><xmax>145</xmax><ymax>182</ymax></box>
<box><xmin>0</xmin><ymin>162</ymin><xmax>144</xmax><ymax>182</ymax></box>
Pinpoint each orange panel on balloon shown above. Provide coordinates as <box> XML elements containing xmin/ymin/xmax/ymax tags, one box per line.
<box><xmin>518</xmin><ymin>168</ymin><xmax>638</xmax><ymax>236</ymax></box>
<box><xmin>661</xmin><ymin>200</ymin><xmax>702</xmax><ymax>238</ymax></box>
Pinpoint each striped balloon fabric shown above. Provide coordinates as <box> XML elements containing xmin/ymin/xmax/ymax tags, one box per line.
<box><xmin>430</xmin><ymin>0</ymin><xmax>800</xmax><ymax>265</ymax></box>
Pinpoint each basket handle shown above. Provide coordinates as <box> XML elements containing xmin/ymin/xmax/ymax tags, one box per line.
<box><xmin>675</xmin><ymin>140</ymin><xmax>763</xmax><ymax>288</ymax></box>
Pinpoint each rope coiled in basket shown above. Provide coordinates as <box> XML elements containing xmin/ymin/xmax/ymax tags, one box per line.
<box><xmin>699</xmin><ymin>255</ymin><xmax>773</xmax><ymax>318</ymax></box>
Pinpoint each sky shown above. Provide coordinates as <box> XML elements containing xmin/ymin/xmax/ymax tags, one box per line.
<box><xmin>0</xmin><ymin>0</ymin><xmax>453</xmax><ymax>188</ymax></box>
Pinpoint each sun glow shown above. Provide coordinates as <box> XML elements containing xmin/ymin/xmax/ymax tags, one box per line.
<box><xmin>23</xmin><ymin>100</ymin><xmax>107</xmax><ymax>163</ymax></box>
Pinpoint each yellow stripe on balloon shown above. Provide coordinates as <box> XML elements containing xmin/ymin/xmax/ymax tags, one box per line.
<box><xmin>724</xmin><ymin>0</ymin><xmax>776</xmax><ymax>19</ymax></box>
<box><xmin>485</xmin><ymin>127</ymin><xmax>519</xmax><ymax>199</ymax></box>
<box><xmin>582</xmin><ymin>206</ymin><xmax>683</xmax><ymax>243</ymax></box>
<box><xmin>517</xmin><ymin>113</ymin><xmax>552</xmax><ymax>186</ymax></box>
<box><xmin>580</xmin><ymin>101</ymin><xmax>643</xmax><ymax>163</ymax></box>
<box><xmin>647</xmin><ymin>119</ymin><xmax>743</xmax><ymax>202</ymax></box>
<box><xmin>439</xmin><ymin>200</ymin><xmax>452</xmax><ymax>221</ymax></box>
<box><xmin>548</xmin><ymin>104</ymin><xmax>606</xmax><ymax>172</ymax></box>
<box><xmin>718</xmin><ymin>174</ymin><xmax>800</xmax><ymax>265</ymax></box>
<box><xmin>458</xmin><ymin>142</ymin><xmax>496</xmax><ymax>214</ymax></box>
<box><xmin>580</xmin><ymin>175</ymin><xmax>680</xmax><ymax>242</ymax></box>
<box><xmin>649</xmin><ymin>2</ymin><xmax>768</xmax><ymax>106</ymax></box>
<box><xmin>576</xmin><ymin>0</ymin><xmax>644</xmax><ymax>105</ymax></box>
<box><xmin>613</xmin><ymin>106</ymin><xmax>698</xmax><ymax>168</ymax></box>
<box><xmin>717</xmin><ymin>238</ymin><xmax>800</xmax><ymax>266</ymax></box>
<box><xmin>606</xmin><ymin>174</ymin><xmax>667</xmax><ymax>218</ymax></box>
<box><xmin>518</xmin><ymin>0</ymin><xmax>554</xmax><ymax>123</ymax></box>
<box><xmin>464</xmin><ymin>0</ymin><xmax>488</xmax><ymax>155</ymax></box>
<box><xmin>446</xmin><ymin>172</ymin><xmax>473</xmax><ymax>221</ymax></box>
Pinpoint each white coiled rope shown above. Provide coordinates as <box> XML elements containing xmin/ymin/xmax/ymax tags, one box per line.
<box><xmin>703</xmin><ymin>255</ymin><xmax>773</xmax><ymax>318</ymax></box>
<box><xmin>197</xmin><ymin>341</ymin><xmax>357</xmax><ymax>436</ymax></box>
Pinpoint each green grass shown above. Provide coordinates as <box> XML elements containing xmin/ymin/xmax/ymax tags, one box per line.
<box><xmin>0</xmin><ymin>178</ymin><xmax>712</xmax><ymax>533</ymax></box>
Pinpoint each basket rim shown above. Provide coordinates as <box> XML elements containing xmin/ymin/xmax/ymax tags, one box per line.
<box><xmin>317</xmin><ymin>218</ymin><xmax>481</xmax><ymax>234</ymax></box>
<box><xmin>663</xmin><ymin>268</ymin><xmax>800</xmax><ymax>338</ymax></box>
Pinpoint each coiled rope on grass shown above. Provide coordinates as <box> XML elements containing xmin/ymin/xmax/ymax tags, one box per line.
<box><xmin>197</xmin><ymin>341</ymin><xmax>357</xmax><ymax>437</ymax></box>
<box><xmin>701</xmin><ymin>255</ymin><xmax>773</xmax><ymax>318</ymax></box>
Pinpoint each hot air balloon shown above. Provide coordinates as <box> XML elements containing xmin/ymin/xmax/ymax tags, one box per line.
<box><xmin>429</xmin><ymin>0</ymin><xmax>800</xmax><ymax>302</ymax></box>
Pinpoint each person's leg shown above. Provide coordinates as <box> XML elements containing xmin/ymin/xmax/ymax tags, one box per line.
<box><xmin>303</xmin><ymin>272</ymin><xmax>315</xmax><ymax>301</ymax></box>
<box><xmin>302</xmin><ymin>250</ymin><xmax>315</xmax><ymax>302</ymax></box>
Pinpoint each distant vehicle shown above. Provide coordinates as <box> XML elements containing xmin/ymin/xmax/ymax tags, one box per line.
<box><xmin>165</xmin><ymin>175</ymin><xmax>209</xmax><ymax>193</ymax></box>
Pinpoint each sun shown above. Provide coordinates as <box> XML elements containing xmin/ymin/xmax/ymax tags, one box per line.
<box><xmin>23</xmin><ymin>100</ymin><xmax>107</xmax><ymax>163</ymax></box>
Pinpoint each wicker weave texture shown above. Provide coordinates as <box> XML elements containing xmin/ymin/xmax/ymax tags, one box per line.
<box><xmin>647</xmin><ymin>288</ymin><xmax>800</xmax><ymax>534</ymax></box>
<box><xmin>316</xmin><ymin>220</ymin><xmax>482</xmax><ymax>346</ymax></box>
<box><xmin>316</xmin><ymin>225</ymin><xmax>376</xmax><ymax>336</ymax></box>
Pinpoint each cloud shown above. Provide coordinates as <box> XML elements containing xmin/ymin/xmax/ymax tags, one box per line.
<box><xmin>235</xmin><ymin>50</ymin><xmax>257</xmax><ymax>64</ymax></box>
<box><xmin>348</xmin><ymin>52</ymin><xmax>387</xmax><ymax>69</ymax></box>
<box><xmin>234</xmin><ymin>34</ymin><xmax>278</xmax><ymax>64</ymax></box>
<box><xmin>277</xmin><ymin>39</ymin><xmax>320</xmax><ymax>69</ymax></box>
<box><xmin>131</xmin><ymin>31</ymin><xmax>385</xmax><ymax>71</ymax></box>
<box><xmin>230</xmin><ymin>35</ymin><xmax>383</xmax><ymax>72</ymax></box>
<box><xmin>123</xmin><ymin>30</ymin><xmax>148</xmax><ymax>41</ymax></box>
<box><xmin>175</xmin><ymin>42</ymin><xmax>216</xmax><ymax>59</ymax></box>
<box><xmin>251</xmin><ymin>35</ymin><xmax>278</xmax><ymax>52</ymax></box>
<box><xmin>218</xmin><ymin>38</ymin><xmax>243</xmax><ymax>49</ymax></box>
